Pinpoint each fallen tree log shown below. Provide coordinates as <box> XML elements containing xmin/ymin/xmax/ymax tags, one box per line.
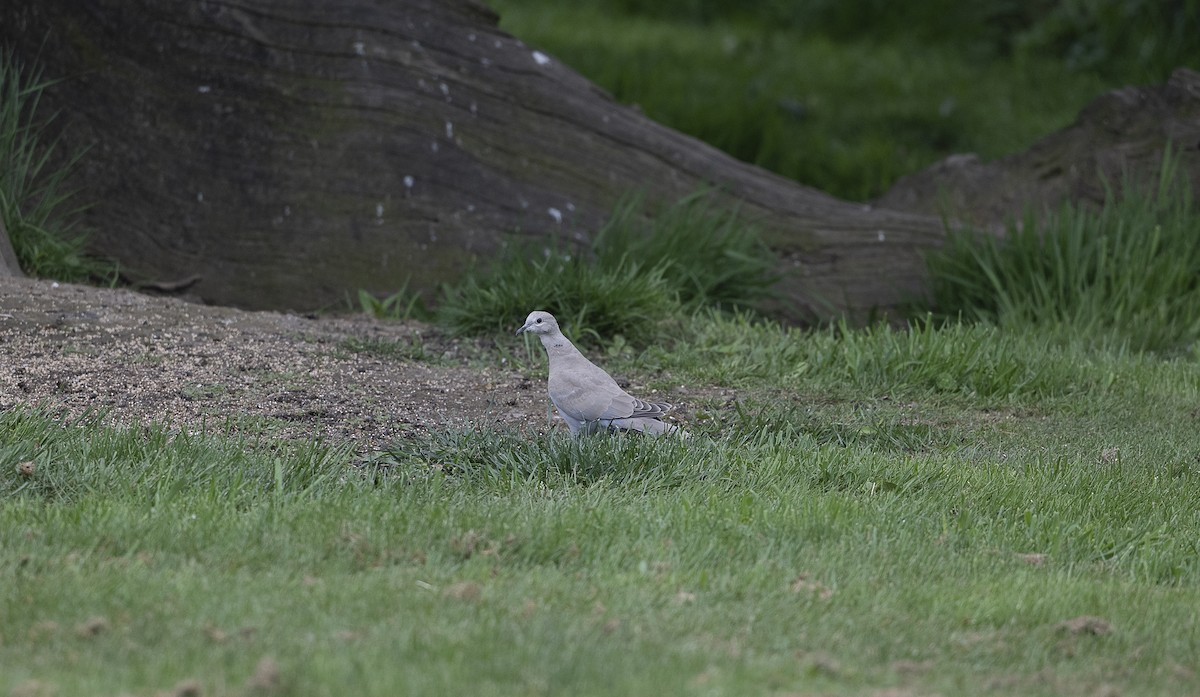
<box><xmin>0</xmin><ymin>0</ymin><xmax>942</xmax><ymax>321</ymax></box>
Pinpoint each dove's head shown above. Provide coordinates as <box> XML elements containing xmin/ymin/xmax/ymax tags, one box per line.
<box><xmin>516</xmin><ymin>310</ymin><xmax>559</xmax><ymax>336</ymax></box>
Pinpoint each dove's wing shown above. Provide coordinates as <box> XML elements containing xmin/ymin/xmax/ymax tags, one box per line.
<box><xmin>547</xmin><ymin>352</ymin><xmax>636</xmax><ymax>422</ymax></box>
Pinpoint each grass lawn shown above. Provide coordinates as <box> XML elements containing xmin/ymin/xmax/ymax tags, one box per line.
<box><xmin>4</xmin><ymin>316</ymin><xmax>1199</xmax><ymax>696</ymax></box>
<box><xmin>3</xmin><ymin>4</ymin><xmax>1198</xmax><ymax>694</ymax></box>
<box><xmin>488</xmin><ymin>1</ymin><xmax>1115</xmax><ymax>200</ymax></box>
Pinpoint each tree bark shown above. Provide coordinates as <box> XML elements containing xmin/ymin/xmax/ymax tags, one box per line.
<box><xmin>0</xmin><ymin>217</ymin><xmax>25</xmax><ymax>278</ymax></box>
<box><xmin>0</xmin><ymin>0</ymin><xmax>942</xmax><ymax>321</ymax></box>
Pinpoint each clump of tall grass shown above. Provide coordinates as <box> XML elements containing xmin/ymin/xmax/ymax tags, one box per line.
<box><xmin>438</xmin><ymin>247</ymin><xmax>678</xmax><ymax>346</ymax></box>
<box><xmin>0</xmin><ymin>53</ymin><xmax>114</xmax><ymax>282</ymax></box>
<box><xmin>928</xmin><ymin>154</ymin><xmax>1200</xmax><ymax>353</ymax></box>
<box><xmin>593</xmin><ymin>190</ymin><xmax>778</xmax><ymax>311</ymax></box>
<box><xmin>438</xmin><ymin>192</ymin><xmax>776</xmax><ymax>345</ymax></box>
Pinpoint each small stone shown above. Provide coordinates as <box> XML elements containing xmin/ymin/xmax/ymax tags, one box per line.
<box><xmin>246</xmin><ymin>656</ymin><xmax>281</xmax><ymax>693</ymax></box>
<box><xmin>75</xmin><ymin>616</ymin><xmax>109</xmax><ymax>638</ymax></box>
<box><xmin>170</xmin><ymin>679</ymin><xmax>203</xmax><ymax>697</ymax></box>
<box><xmin>1056</xmin><ymin>615</ymin><xmax>1113</xmax><ymax>636</ymax></box>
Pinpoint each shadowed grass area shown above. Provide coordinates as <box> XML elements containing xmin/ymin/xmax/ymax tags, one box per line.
<box><xmin>489</xmin><ymin>1</ymin><xmax>1122</xmax><ymax>200</ymax></box>
<box><xmin>525</xmin><ymin>0</ymin><xmax>1200</xmax><ymax>82</ymax></box>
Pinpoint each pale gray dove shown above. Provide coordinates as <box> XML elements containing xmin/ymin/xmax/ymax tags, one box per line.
<box><xmin>516</xmin><ymin>310</ymin><xmax>682</xmax><ymax>436</ymax></box>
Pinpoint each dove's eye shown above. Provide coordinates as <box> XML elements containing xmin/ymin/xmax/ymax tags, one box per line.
<box><xmin>536</xmin><ymin>318</ymin><xmax>543</xmax><ymax>324</ymax></box>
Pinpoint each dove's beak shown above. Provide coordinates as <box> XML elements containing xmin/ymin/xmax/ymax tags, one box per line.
<box><xmin>515</xmin><ymin>323</ymin><xmax>529</xmax><ymax>335</ymax></box>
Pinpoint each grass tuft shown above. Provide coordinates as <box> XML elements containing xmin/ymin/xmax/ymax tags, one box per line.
<box><xmin>354</xmin><ymin>280</ymin><xmax>429</xmax><ymax>321</ymax></box>
<box><xmin>593</xmin><ymin>191</ymin><xmax>778</xmax><ymax>311</ymax></box>
<box><xmin>439</xmin><ymin>192</ymin><xmax>773</xmax><ymax>345</ymax></box>
<box><xmin>0</xmin><ymin>52</ymin><xmax>114</xmax><ymax>282</ymax></box>
<box><xmin>928</xmin><ymin>153</ymin><xmax>1200</xmax><ymax>353</ymax></box>
<box><xmin>438</xmin><ymin>243</ymin><xmax>678</xmax><ymax>346</ymax></box>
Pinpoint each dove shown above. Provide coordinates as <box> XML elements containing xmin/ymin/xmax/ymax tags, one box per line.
<box><xmin>516</xmin><ymin>310</ymin><xmax>681</xmax><ymax>436</ymax></box>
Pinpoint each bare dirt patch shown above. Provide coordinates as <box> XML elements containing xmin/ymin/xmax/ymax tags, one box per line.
<box><xmin>0</xmin><ymin>277</ymin><xmax>549</xmax><ymax>451</ymax></box>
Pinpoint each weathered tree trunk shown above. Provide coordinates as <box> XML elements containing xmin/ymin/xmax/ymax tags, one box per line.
<box><xmin>878</xmin><ymin>68</ymin><xmax>1200</xmax><ymax>231</ymax></box>
<box><xmin>7</xmin><ymin>3</ymin><xmax>1193</xmax><ymax>320</ymax></box>
<box><xmin>0</xmin><ymin>0</ymin><xmax>942</xmax><ymax>321</ymax></box>
<box><xmin>0</xmin><ymin>218</ymin><xmax>24</xmax><ymax>278</ymax></box>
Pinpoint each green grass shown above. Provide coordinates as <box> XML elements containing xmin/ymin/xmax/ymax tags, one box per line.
<box><xmin>593</xmin><ymin>191</ymin><xmax>778</xmax><ymax>311</ymax></box>
<box><xmin>654</xmin><ymin>311</ymin><xmax>1120</xmax><ymax>402</ymax></box>
<box><xmin>4</xmin><ymin>313</ymin><xmax>1200</xmax><ymax>696</ymax></box>
<box><xmin>531</xmin><ymin>0</ymin><xmax>1200</xmax><ymax>83</ymax></box>
<box><xmin>928</xmin><ymin>157</ymin><xmax>1200</xmax><ymax>353</ymax></box>
<box><xmin>0</xmin><ymin>53</ymin><xmax>115</xmax><ymax>282</ymax></box>
<box><xmin>1010</xmin><ymin>0</ymin><xmax>1200</xmax><ymax>80</ymax></box>
<box><xmin>353</xmin><ymin>281</ymin><xmax>429</xmax><ymax>321</ymax></box>
<box><xmin>490</xmin><ymin>1</ymin><xmax>1123</xmax><ymax>200</ymax></box>
<box><xmin>438</xmin><ymin>243</ymin><xmax>678</xmax><ymax>346</ymax></box>
<box><xmin>336</xmin><ymin>335</ymin><xmax>433</xmax><ymax>363</ymax></box>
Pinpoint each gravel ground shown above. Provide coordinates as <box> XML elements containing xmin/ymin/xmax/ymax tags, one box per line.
<box><xmin>0</xmin><ymin>276</ymin><xmax>552</xmax><ymax>451</ymax></box>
